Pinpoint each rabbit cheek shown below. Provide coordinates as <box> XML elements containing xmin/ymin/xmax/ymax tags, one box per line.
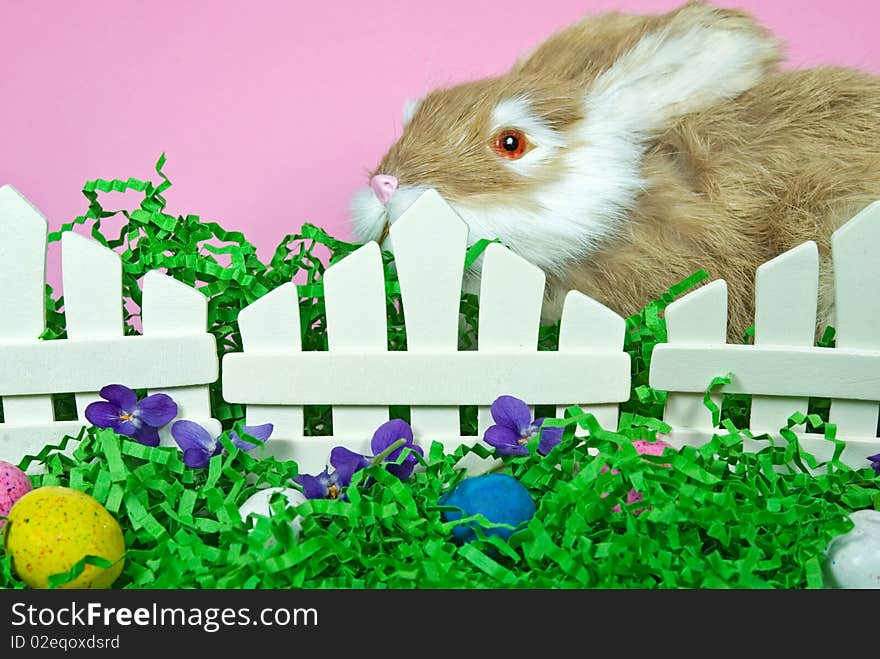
<box><xmin>349</xmin><ymin>186</ymin><xmax>388</xmax><ymax>244</ymax></box>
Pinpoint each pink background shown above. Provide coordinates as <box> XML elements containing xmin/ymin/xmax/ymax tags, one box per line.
<box><xmin>2</xmin><ymin>0</ymin><xmax>879</xmax><ymax>287</ymax></box>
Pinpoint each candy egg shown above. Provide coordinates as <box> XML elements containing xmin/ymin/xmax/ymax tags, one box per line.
<box><xmin>824</xmin><ymin>509</ymin><xmax>880</xmax><ymax>589</ymax></box>
<box><xmin>440</xmin><ymin>473</ymin><xmax>535</xmax><ymax>543</ymax></box>
<box><xmin>602</xmin><ymin>438</ymin><xmax>673</xmax><ymax>513</ymax></box>
<box><xmin>0</xmin><ymin>461</ymin><xmax>32</xmax><ymax>527</ymax></box>
<box><xmin>239</xmin><ymin>487</ymin><xmax>307</xmax><ymax>541</ymax></box>
<box><xmin>3</xmin><ymin>486</ymin><xmax>125</xmax><ymax>589</ymax></box>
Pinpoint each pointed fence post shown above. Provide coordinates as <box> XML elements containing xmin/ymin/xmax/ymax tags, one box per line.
<box><xmin>476</xmin><ymin>243</ymin><xmax>544</xmax><ymax>436</ymax></box>
<box><xmin>0</xmin><ymin>186</ymin><xmax>54</xmax><ymax>426</ymax></box>
<box><xmin>143</xmin><ymin>270</ymin><xmax>221</xmax><ymax>445</ymax></box>
<box><xmin>61</xmin><ymin>231</ymin><xmax>124</xmax><ymax>419</ymax></box>
<box><xmin>238</xmin><ymin>282</ymin><xmax>304</xmax><ymax>446</ymax></box>
<box><xmin>390</xmin><ymin>191</ymin><xmax>468</xmax><ymax>442</ymax></box>
<box><xmin>749</xmin><ymin>242</ymin><xmax>818</xmax><ymax>433</ymax></box>
<box><xmin>661</xmin><ymin>280</ymin><xmax>728</xmax><ymax>432</ymax></box>
<box><xmin>557</xmin><ymin>292</ymin><xmax>625</xmax><ymax>433</ymax></box>
<box><xmin>829</xmin><ymin>201</ymin><xmax>880</xmax><ymax>441</ymax></box>
<box><xmin>324</xmin><ymin>241</ymin><xmax>390</xmax><ymax>440</ymax></box>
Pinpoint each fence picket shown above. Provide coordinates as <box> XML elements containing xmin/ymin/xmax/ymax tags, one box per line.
<box><xmin>61</xmin><ymin>232</ymin><xmax>124</xmax><ymax>418</ymax></box>
<box><xmin>661</xmin><ymin>280</ymin><xmax>727</xmax><ymax>430</ymax></box>
<box><xmin>557</xmin><ymin>291</ymin><xmax>625</xmax><ymax>433</ymax></box>
<box><xmin>143</xmin><ymin>271</ymin><xmax>220</xmax><ymax>445</ymax></box>
<box><xmin>324</xmin><ymin>242</ymin><xmax>389</xmax><ymax>439</ymax></box>
<box><xmin>829</xmin><ymin>201</ymin><xmax>880</xmax><ymax>439</ymax></box>
<box><xmin>390</xmin><ymin>190</ymin><xmax>467</xmax><ymax>440</ymax></box>
<box><xmin>237</xmin><ymin>282</ymin><xmax>304</xmax><ymax>443</ymax></box>
<box><xmin>749</xmin><ymin>242</ymin><xmax>818</xmax><ymax>432</ymax></box>
<box><xmin>476</xmin><ymin>243</ymin><xmax>544</xmax><ymax>436</ymax></box>
<box><xmin>0</xmin><ymin>186</ymin><xmax>54</xmax><ymax>425</ymax></box>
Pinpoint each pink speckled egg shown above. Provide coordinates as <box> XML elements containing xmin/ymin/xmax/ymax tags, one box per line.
<box><xmin>632</xmin><ymin>438</ymin><xmax>672</xmax><ymax>458</ymax></box>
<box><xmin>603</xmin><ymin>438</ymin><xmax>673</xmax><ymax>513</ymax></box>
<box><xmin>0</xmin><ymin>461</ymin><xmax>32</xmax><ymax>526</ymax></box>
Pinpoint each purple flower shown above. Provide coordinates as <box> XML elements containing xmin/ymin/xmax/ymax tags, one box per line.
<box><xmin>171</xmin><ymin>420</ymin><xmax>273</xmax><ymax>469</ymax></box>
<box><xmin>294</xmin><ymin>449</ymin><xmax>366</xmax><ymax>500</ymax></box>
<box><xmin>329</xmin><ymin>446</ymin><xmax>370</xmax><ymax>482</ymax></box>
<box><xmin>84</xmin><ymin>384</ymin><xmax>177</xmax><ymax>447</ymax></box>
<box><xmin>295</xmin><ymin>468</ymin><xmax>345</xmax><ymax>500</ymax></box>
<box><xmin>369</xmin><ymin>419</ymin><xmax>424</xmax><ymax>479</ymax></box>
<box><xmin>483</xmin><ymin>395</ymin><xmax>563</xmax><ymax>457</ymax></box>
<box><xmin>293</xmin><ymin>419</ymin><xmax>423</xmax><ymax>500</ymax></box>
<box><xmin>868</xmin><ymin>453</ymin><xmax>880</xmax><ymax>474</ymax></box>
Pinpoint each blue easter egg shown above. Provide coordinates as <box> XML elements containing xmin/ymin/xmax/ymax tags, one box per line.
<box><xmin>440</xmin><ymin>473</ymin><xmax>536</xmax><ymax>543</ymax></box>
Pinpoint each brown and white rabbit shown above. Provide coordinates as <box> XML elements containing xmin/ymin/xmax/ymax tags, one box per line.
<box><xmin>350</xmin><ymin>0</ymin><xmax>880</xmax><ymax>342</ymax></box>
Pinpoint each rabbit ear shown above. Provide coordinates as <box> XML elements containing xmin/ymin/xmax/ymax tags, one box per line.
<box><xmin>402</xmin><ymin>97</ymin><xmax>421</xmax><ymax>126</ymax></box>
<box><xmin>513</xmin><ymin>1</ymin><xmax>781</xmax><ymax>136</ymax></box>
<box><xmin>511</xmin><ymin>9</ymin><xmax>669</xmax><ymax>83</ymax></box>
<box><xmin>588</xmin><ymin>2</ymin><xmax>781</xmax><ymax>135</ymax></box>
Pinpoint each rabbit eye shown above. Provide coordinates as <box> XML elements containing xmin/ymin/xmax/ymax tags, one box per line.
<box><xmin>493</xmin><ymin>129</ymin><xmax>530</xmax><ymax>160</ymax></box>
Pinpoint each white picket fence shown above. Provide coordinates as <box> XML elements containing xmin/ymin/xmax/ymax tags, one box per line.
<box><xmin>222</xmin><ymin>190</ymin><xmax>631</xmax><ymax>473</ymax></box>
<box><xmin>2</xmin><ymin>181</ymin><xmax>879</xmax><ymax>476</ymax></box>
<box><xmin>0</xmin><ymin>185</ymin><xmax>220</xmax><ymax>465</ymax></box>
<box><xmin>224</xmin><ymin>191</ymin><xmax>880</xmax><ymax>473</ymax></box>
<box><xmin>650</xmin><ymin>201</ymin><xmax>880</xmax><ymax>468</ymax></box>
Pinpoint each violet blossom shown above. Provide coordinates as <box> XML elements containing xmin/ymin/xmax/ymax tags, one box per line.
<box><xmin>172</xmin><ymin>420</ymin><xmax>273</xmax><ymax>469</ymax></box>
<box><xmin>294</xmin><ymin>469</ymin><xmax>342</xmax><ymax>500</ymax></box>
<box><xmin>483</xmin><ymin>395</ymin><xmax>563</xmax><ymax>457</ymax></box>
<box><xmin>84</xmin><ymin>384</ymin><xmax>177</xmax><ymax>447</ymax></box>
<box><xmin>293</xmin><ymin>445</ymin><xmax>369</xmax><ymax>500</ymax></box>
<box><xmin>365</xmin><ymin>419</ymin><xmax>424</xmax><ymax>479</ymax></box>
<box><xmin>868</xmin><ymin>453</ymin><xmax>880</xmax><ymax>475</ymax></box>
<box><xmin>294</xmin><ymin>419</ymin><xmax>424</xmax><ymax>500</ymax></box>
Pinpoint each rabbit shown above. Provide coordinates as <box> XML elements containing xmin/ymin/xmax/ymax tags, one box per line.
<box><xmin>350</xmin><ymin>0</ymin><xmax>880</xmax><ymax>343</ymax></box>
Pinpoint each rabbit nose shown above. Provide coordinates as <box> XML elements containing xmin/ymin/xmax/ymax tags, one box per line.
<box><xmin>370</xmin><ymin>174</ymin><xmax>398</xmax><ymax>204</ymax></box>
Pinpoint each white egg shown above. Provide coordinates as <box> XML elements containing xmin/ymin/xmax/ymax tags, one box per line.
<box><xmin>238</xmin><ymin>487</ymin><xmax>307</xmax><ymax>541</ymax></box>
<box><xmin>824</xmin><ymin>509</ymin><xmax>880</xmax><ymax>589</ymax></box>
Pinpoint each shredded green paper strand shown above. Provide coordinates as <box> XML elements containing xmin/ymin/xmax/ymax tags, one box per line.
<box><xmin>0</xmin><ymin>155</ymin><xmax>877</xmax><ymax>589</ymax></box>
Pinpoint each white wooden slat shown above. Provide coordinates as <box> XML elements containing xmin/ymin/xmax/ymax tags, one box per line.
<box><xmin>658</xmin><ymin>280</ymin><xmax>728</xmax><ymax>429</ymax></box>
<box><xmin>223</xmin><ymin>351</ymin><xmax>630</xmax><ymax>405</ymax></box>
<box><xmin>476</xmin><ymin>244</ymin><xmax>544</xmax><ymax>436</ymax></box>
<box><xmin>390</xmin><ymin>190</ymin><xmax>468</xmax><ymax>439</ymax></box>
<box><xmin>650</xmin><ymin>344</ymin><xmax>880</xmax><ymax>400</ymax></box>
<box><xmin>830</xmin><ymin>201</ymin><xmax>880</xmax><ymax>439</ymax></box>
<box><xmin>324</xmin><ymin>241</ymin><xmax>389</xmax><ymax>440</ymax></box>
<box><xmin>0</xmin><ymin>186</ymin><xmax>54</xmax><ymax>425</ymax></box>
<box><xmin>0</xmin><ymin>336</ymin><xmax>217</xmax><ymax>395</ymax></box>
<box><xmin>750</xmin><ymin>241</ymin><xmax>818</xmax><ymax>432</ymax></box>
<box><xmin>236</xmin><ymin>282</ymin><xmax>304</xmax><ymax>440</ymax></box>
<box><xmin>829</xmin><ymin>401</ymin><xmax>879</xmax><ymax>442</ymax></box>
<box><xmin>61</xmin><ymin>232</ymin><xmax>124</xmax><ymax>418</ymax></box>
<box><xmin>143</xmin><ymin>271</ymin><xmax>220</xmax><ymax>446</ymax></box>
<box><xmin>1</xmin><ymin>397</ymin><xmax>54</xmax><ymax>425</ymax></box>
<box><xmin>557</xmin><ymin>291</ymin><xmax>626</xmax><ymax>433</ymax></box>
<box><xmin>0</xmin><ymin>422</ymin><xmax>88</xmax><ymax>471</ymax></box>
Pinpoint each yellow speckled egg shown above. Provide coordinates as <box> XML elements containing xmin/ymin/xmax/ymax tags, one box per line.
<box><xmin>3</xmin><ymin>486</ymin><xmax>125</xmax><ymax>589</ymax></box>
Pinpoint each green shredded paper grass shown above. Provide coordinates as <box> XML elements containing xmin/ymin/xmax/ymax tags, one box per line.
<box><xmin>1</xmin><ymin>155</ymin><xmax>878</xmax><ymax>589</ymax></box>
